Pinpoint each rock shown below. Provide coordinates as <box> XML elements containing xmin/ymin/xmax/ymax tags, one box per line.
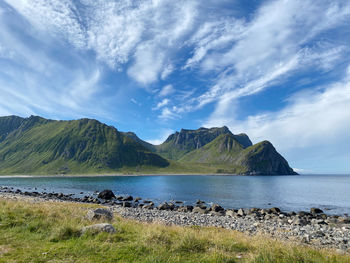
<box><xmin>123</xmin><ymin>201</ymin><xmax>132</xmax><ymax>208</ymax></box>
<box><xmin>81</xmin><ymin>223</ymin><xmax>116</xmax><ymax>234</ymax></box>
<box><xmin>134</xmin><ymin>197</ymin><xmax>142</xmax><ymax>202</ymax></box>
<box><xmin>211</xmin><ymin>204</ymin><xmax>224</xmax><ymax>212</ymax></box>
<box><xmin>268</xmin><ymin>207</ymin><xmax>281</xmax><ymax>214</ymax></box>
<box><xmin>293</xmin><ymin>218</ymin><xmax>308</xmax><ymax>226</ymax></box>
<box><xmin>86</xmin><ymin>208</ymin><xmax>113</xmax><ymax>221</ymax></box>
<box><xmin>196</xmin><ymin>199</ymin><xmax>205</xmax><ymax>204</ymax></box>
<box><xmin>226</xmin><ymin>210</ymin><xmax>236</xmax><ymax>217</ymax></box>
<box><xmin>158</xmin><ymin>202</ymin><xmax>171</xmax><ymax>210</ymax></box>
<box><xmin>97</xmin><ymin>190</ymin><xmax>116</xmax><ymax>200</ymax></box>
<box><xmin>301</xmin><ymin>234</ymin><xmax>310</xmax><ymax>243</ymax></box>
<box><xmin>338</xmin><ymin>217</ymin><xmax>350</xmax><ymax>224</ymax></box>
<box><xmin>178</xmin><ymin>205</ymin><xmax>193</xmax><ymax>213</ymax></box>
<box><xmin>310</xmin><ymin>208</ymin><xmax>324</xmax><ymax>214</ymax></box>
<box><xmin>193</xmin><ymin>206</ymin><xmax>208</xmax><ymax>214</ymax></box>
<box><xmin>237</xmin><ymin>208</ymin><xmax>245</xmax><ymax>217</ymax></box>
<box><xmin>143</xmin><ymin>204</ymin><xmax>154</xmax><ymax>210</ymax></box>
<box><xmin>297</xmin><ymin>211</ymin><xmax>310</xmax><ymax>217</ymax></box>
<box><xmin>122</xmin><ymin>196</ymin><xmax>133</xmax><ymax>201</ymax></box>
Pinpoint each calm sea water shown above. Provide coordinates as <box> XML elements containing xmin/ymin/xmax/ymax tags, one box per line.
<box><xmin>0</xmin><ymin>174</ymin><xmax>349</xmax><ymax>215</ymax></box>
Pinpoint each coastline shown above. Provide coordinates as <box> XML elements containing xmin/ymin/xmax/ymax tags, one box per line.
<box><xmin>0</xmin><ymin>188</ymin><xmax>349</xmax><ymax>253</ymax></box>
<box><xmin>0</xmin><ymin>173</ymin><xmax>300</xmax><ymax>178</ymax></box>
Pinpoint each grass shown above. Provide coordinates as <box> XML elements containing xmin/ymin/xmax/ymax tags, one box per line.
<box><xmin>0</xmin><ymin>199</ymin><xmax>349</xmax><ymax>262</ymax></box>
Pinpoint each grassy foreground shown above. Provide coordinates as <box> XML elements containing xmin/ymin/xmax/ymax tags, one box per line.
<box><xmin>0</xmin><ymin>199</ymin><xmax>349</xmax><ymax>263</ymax></box>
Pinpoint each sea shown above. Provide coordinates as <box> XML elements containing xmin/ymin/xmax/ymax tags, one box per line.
<box><xmin>0</xmin><ymin>174</ymin><xmax>349</xmax><ymax>215</ymax></box>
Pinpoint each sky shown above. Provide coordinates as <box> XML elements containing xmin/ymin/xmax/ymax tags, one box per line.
<box><xmin>0</xmin><ymin>0</ymin><xmax>350</xmax><ymax>174</ymax></box>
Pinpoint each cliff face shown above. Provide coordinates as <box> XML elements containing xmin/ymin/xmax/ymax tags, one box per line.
<box><xmin>156</xmin><ymin>126</ymin><xmax>233</xmax><ymax>160</ymax></box>
<box><xmin>234</xmin><ymin>141</ymin><xmax>298</xmax><ymax>175</ymax></box>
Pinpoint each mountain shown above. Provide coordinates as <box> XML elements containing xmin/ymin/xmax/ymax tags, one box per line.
<box><xmin>122</xmin><ymin>132</ymin><xmax>156</xmax><ymax>152</ymax></box>
<box><xmin>180</xmin><ymin>133</ymin><xmax>296</xmax><ymax>175</ymax></box>
<box><xmin>0</xmin><ymin>115</ymin><xmax>296</xmax><ymax>175</ymax></box>
<box><xmin>0</xmin><ymin>115</ymin><xmax>25</xmax><ymax>142</ymax></box>
<box><xmin>156</xmin><ymin>126</ymin><xmax>240</xmax><ymax>160</ymax></box>
<box><xmin>0</xmin><ymin>116</ymin><xmax>168</xmax><ymax>174</ymax></box>
<box><xmin>179</xmin><ymin>133</ymin><xmax>245</xmax><ymax>163</ymax></box>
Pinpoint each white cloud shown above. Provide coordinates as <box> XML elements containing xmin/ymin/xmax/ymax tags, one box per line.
<box><xmin>182</xmin><ymin>0</ymin><xmax>350</xmax><ymax>112</ymax></box>
<box><xmin>159</xmin><ymin>107</ymin><xmax>179</xmax><ymax>120</ymax></box>
<box><xmin>127</xmin><ymin>43</ymin><xmax>166</xmax><ymax>85</ymax></box>
<box><xmin>161</xmin><ymin>64</ymin><xmax>174</xmax><ymax>80</ymax></box>
<box><xmin>5</xmin><ymin>0</ymin><xmax>199</xmax><ymax>85</ymax></box>
<box><xmin>5</xmin><ymin>0</ymin><xmax>86</xmax><ymax>48</ymax></box>
<box><xmin>153</xmin><ymin>98</ymin><xmax>169</xmax><ymax>110</ymax></box>
<box><xmin>159</xmin><ymin>84</ymin><xmax>175</xmax><ymax>97</ymax></box>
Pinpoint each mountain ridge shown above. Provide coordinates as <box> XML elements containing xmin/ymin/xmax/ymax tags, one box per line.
<box><xmin>0</xmin><ymin>115</ymin><xmax>297</xmax><ymax>175</ymax></box>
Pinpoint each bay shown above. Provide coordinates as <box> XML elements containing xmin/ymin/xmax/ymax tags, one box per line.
<box><xmin>0</xmin><ymin>174</ymin><xmax>349</xmax><ymax>215</ymax></box>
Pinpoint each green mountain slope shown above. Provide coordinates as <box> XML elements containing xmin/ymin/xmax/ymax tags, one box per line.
<box><xmin>122</xmin><ymin>132</ymin><xmax>156</xmax><ymax>152</ymax></box>
<box><xmin>155</xmin><ymin>126</ymin><xmax>235</xmax><ymax>160</ymax></box>
<box><xmin>180</xmin><ymin>133</ymin><xmax>296</xmax><ymax>175</ymax></box>
<box><xmin>179</xmin><ymin>133</ymin><xmax>245</xmax><ymax>163</ymax></box>
<box><xmin>0</xmin><ymin>115</ymin><xmax>25</xmax><ymax>142</ymax></box>
<box><xmin>0</xmin><ymin>116</ymin><xmax>168</xmax><ymax>174</ymax></box>
<box><xmin>233</xmin><ymin>140</ymin><xmax>297</xmax><ymax>175</ymax></box>
<box><xmin>0</xmin><ymin>115</ymin><xmax>296</xmax><ymax>175</ymax></box>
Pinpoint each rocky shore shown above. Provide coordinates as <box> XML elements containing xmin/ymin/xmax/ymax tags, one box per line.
<box><xmin>0</xmin><ymin>186</ymin><xmax>349</xmax><ymax>253</ymax></box>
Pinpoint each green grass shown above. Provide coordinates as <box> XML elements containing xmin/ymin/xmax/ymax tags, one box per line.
<box><xmin>0</xmin><ymin>199</ymin><xmax>349</xmax><ymax>262</ymax></box>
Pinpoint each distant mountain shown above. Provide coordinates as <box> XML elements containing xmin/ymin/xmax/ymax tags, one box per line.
<box><xmin>180</xmin><ymin>133</ymin><xmax>296</xmax><ymax>175</ymax></box>
<box><xmin>0</xmin><ymin>115</ymin><xmax>296</xmax><ymax>175</ymax></box>
<box><xmin>122</xmin><ymin>132</ymin><xmax>156</xmax><ymax>152</ymax></box>
<box><xmin>0</xmin><ymin>116</ymin><xmax>168</xmax><ymax>174</ymax></box>
<box><xmin>156</xmin><ymin>126</ymin><xmax>236</xmax><ymax>160</ymax></box>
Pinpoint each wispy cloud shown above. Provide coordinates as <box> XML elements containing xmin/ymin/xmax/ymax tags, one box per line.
<box><xmin>159</xmin><ymin>107</ymin><xmax>179</xmax><ymax>121</ymax></box>
<box><xmin>159</xmin><ymin>84</ymin><xmax>175</xmax><ymax>97</ymax></box>
<box><xmin>153</xmin><ymin>98</ymin><xmax>169</xmax><ymax>110</ymax></box>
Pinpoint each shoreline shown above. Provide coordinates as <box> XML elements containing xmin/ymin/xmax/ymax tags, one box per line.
<box><xmin>0</xmin><ymin>173</ymin><xmax>304</xmax><ymax>178</ymax></box>
<box><xmin>0</xmin><ymin>188</ymin><xmax>349</xmax><ymax>253</ymax></box>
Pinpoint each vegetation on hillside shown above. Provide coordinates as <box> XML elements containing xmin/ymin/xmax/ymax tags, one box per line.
<box><xmin>0</xmin><ymin>116</ymin><xmax>296</xmax><ymax>175</ymax></box>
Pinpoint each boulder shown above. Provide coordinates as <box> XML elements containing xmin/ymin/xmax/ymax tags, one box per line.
<box><xmin>196</xmin><ymin>199</ymin><xmax>205</xmax><ymax>204</ymax></box>
<box><xmin>268</xmin><ymin>207</ymin><xmax>281</xmax><ymax>214</ymax></box>
<box><xmin>86</xmin><ymin>208</ymin><xmax>113</xmax><ymax>221</ymax></box>
<box><xmin>178</xmin><ymin>205</ymin><xmax>193</xmax><ymax>212</ymax></box>
<box><xmin>143</xmin><ymin>204</ymin><xmax>154</xmax><ymax>210</ymax></box>
<box><xmin>225</xmin><ymin>209</ymin><xmax>236</xmax><ymax>217</ymax></box>
<box><xmin>237</xmin><ymin>208</ymin><xmax>245</xmax><ymax>217</ymax></box>
<box><xmin>193</xmin><ymin>206</ymin><xmax>208</xmax><ymax>214</ymax></box>
<box><xmin>310</xmin><ymin>208</ymin><xmax>324</xmax><ymax>214</ymax></box>
<box><xmin>158</xmin><ymin>202</ymin><xmax>172</xmax><ymax>210</ymax></box>
<box><xmin>122</xmin><ymin>201</ymin><xmax>132</xmax><ymax>208</ymax></box>
<box><xmin>81</xmin><ymin>223</ymin><xmax>116</xmax><ymax>234</ymax></box>
<box><xmin>211</xmin><ymin>204</ymin><xmax>224</xmax><ymax>212</ymax></box>
<box><xmin>122</xmin><ymin>196</ymin><xmax>133</xmax><ymax>201</ymax></box>
<box><xmin>97</xmin><ymin>190</ymin><xmax>116</xmax><ymax>200</ymax></box>
<box><xmin>134</xmin><ymin>197</ymin><xmax>142</xmax><ymax>202</ymax></box>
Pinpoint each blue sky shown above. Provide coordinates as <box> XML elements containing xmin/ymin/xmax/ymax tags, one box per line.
<box><xmin>0</xmin><ymin>0</ymin><xmax>350</xmax><ymax>174</ymax></box>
